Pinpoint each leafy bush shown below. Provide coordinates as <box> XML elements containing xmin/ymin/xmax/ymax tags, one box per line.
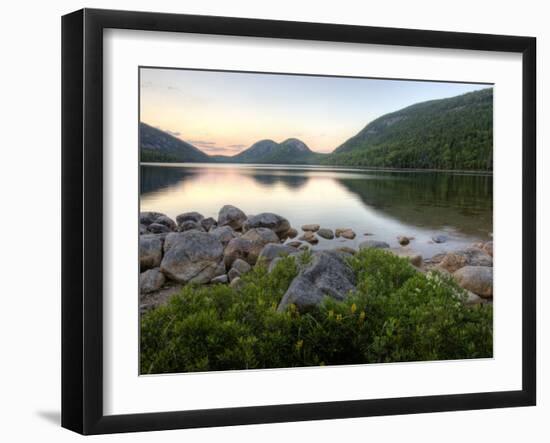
<box><xmin>140</xmin><ymin>249</ymin><xmax>492</xmax><ymax>374</ymax></box>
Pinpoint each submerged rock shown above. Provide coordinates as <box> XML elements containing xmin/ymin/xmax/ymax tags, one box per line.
<box><xmin>317</xmin><ymin>228</ymin><xmax>335</xmax><ymax>240</ymax></box>
<box><xmin>359</xmin><ymin>240</ymin><xmax>390</xmax><ymax>250</ymax></box>
<box><xmin>139</xmin><ymin>234</ymin><xmax>164</xmax><ymax>271</ymax></box>
<box><xmin>218</xmin><ymin>205</ymin><xmax>247</xmax><ymax>230</ymax></box>
<box><xmin>397</xmin><ymin>236</ymin><xmax>411</xmax><ymax>246</ymax></box>
<box><xmin>139</xmin><ymin>268</ymin><xmax>166</xmax><ymax>294</ymax></box>
<box><xmin>336</xmin><ymin>228</ymin><xmax>356</xmax><ymax>239</ymax></box>
<box><xmin>244</xmin><ymin>213</ymin><xmax>291</xmax><ymax>237</ymax></box>
<box><xmin>160</xmin><ymin>231</ymin><xmax>224</xmax><ymax>284</ymax></box>
<box><xmin>286</xmin><ymin>240</ymin><xmax>302</xmax><ymax>248</ymax></box>
<box><xmin>301</xmin><ymin>224</ymin><xmax>320</xmax><ymax>232</ymax></box>
<box><xmin>453</xmin><ymin>266</ymin><xmax>493</xmax><ymax>298</ymax></box>
<box><xmin>299</xmin><ymin>231</ymin><xmax>319</xmax><ymax>244</ymax></box>
<box><xmin>278</xmin><ymin>251</ymin><xmax>356</xmax><ymax>312</ymax></box>
<box><xmin>431</xmin><ymin>234</ymin><xmax>448</xmax><ymax>244</ymax></box>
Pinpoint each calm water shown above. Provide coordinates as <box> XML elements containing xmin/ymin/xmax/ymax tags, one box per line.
<box><xmin>140</xmin><ymin>163</ymin><xmax>493</xmax><ymax>258</ymax></box>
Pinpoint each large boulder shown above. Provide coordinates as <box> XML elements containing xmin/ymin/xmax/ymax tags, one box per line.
<box><xmin>176</xmin><ymin>211</ymin><xmax>204</xmax><ymax>226</ymax></box>
<box><xmin>160</xmin><ymin>231</ymin><xmax>224</xmax><ymax>284</ymax></box>
<box><xmin>223</xmin><ymin>228</ymin><xmax>279</xmax><ymax>266</ymax></box>
<box><xmin>389</xmin><ymin>248</ymin><xmax>423</xmax><ymax>267</ymax></box>
<box><xmin>278</xmin><ymin>251</ymin><xmax>356</xmax><ymax>312</ymax></box>
<box><xmin>139</xmin><ymin>268</ymin><xmax>165</xmax><ymax>294</ymax></box>
<box><xmin>453</xmin><ymin>266</ymin><xmax>493</xmax><ymax>298</ymax></box>
<box><xmin>210</xmin><ymin>225</ymin><xmax>237</xmax><ymax>245</ymax></box>
<box><xmin>231</xmin><ymin>258</ymin><xmax>252</xmax><ymax>275</ymax></box>
<box><xmin>178</xmin><ymin>220</ymin><xmax>205</xmax><ymax>232</ymax></box>
<box><xmin>359</xmin><ymin>240</ymin><xmax>389</xmax><ymax>250</ymax></box>
<box><xmin>257</xmin><ymin>243</ymin><xmax>298</xmax><ymax>265</ymax></box>
<box><xmin>244</xmin><ymin>213</ymin><xmax>291</xmax><ymax>237</ymax></box>
<box><xmin>438</xmin><ymin>248</ymin><xmax>493</xmax><ymax>273</ymax></box>
<box><xmin>218</xmin><ymin>205</ymin><xmax>247</xmax><ymax>230</ymax></box>
<box><xmin>139</xmin><ymin>234</ymin><xmax>164</xmax><ymax>271</ymax></box>
<box><xmin>148</xmin><ymin>222</ymin><xmax>171</xmax><ymax>234</ymax></box>
<box><xmin>140</xmin><ymin>212</ymin><xmax>176</xmax><ymax>231</ymax></box>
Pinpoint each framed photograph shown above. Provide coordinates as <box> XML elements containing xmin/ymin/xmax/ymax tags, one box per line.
<box><xmin>61</xmin><ymin>8</ymin><xmax>536</xmax><ymax>435</ymax></box>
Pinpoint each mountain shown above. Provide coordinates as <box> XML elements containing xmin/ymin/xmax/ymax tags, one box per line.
<box><xmin>140</xmin><ymin>122</ymin><xmax>210</xmax><ymax>162</ymax></box>
<box><xmin>325</xmin><ymin>88</ymin><xmax>493</xmax><ymax>171</ymax></box>
<box><xmin>229</xmin><ymin>138</ymin><xmax>325</xmax><ymax>164</ymax></box>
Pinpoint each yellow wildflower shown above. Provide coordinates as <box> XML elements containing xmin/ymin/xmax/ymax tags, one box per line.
<box><xmin>295</xmin><ymin>339</ymin><xmax>304</xmax><ymax>350</ymax></box>
<box><xmin>351</xmin><ymin>303</ymin><xmax>357</xmax><ymax>314</ymax></box>
<box><xmin>336</xmin><ymin>314</ymin><xmax>342</xmax><ymax>322</ymax></box>
<box><xmin>359</xmin><ymin>311</ymin><xmax>366</xmax><ymax>321</ymax></box>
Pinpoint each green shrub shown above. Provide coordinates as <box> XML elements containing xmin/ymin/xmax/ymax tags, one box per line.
<box><xmin>140</xmin><ymin>249</ymin><xmax>492</xmax><ymax>374</ymax></box>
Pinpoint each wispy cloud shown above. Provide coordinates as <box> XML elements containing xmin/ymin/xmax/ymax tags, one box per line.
<box><xmin>228</xmin><ymin>144</ymin><xmax>246</xmax><ymax>149</ymax></box>
<box><xmin>189</xmin><ymin>140</ymin><xmax>217</xmax><ymax>146</ymax></box>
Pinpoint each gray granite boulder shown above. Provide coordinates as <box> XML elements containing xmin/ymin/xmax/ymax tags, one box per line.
<box><xmin>223</xmin><ymin>228</ymin><xmax>279</xmax><ymax>267</ymax></box>
<box><xmin>139</xmin><ymin>234</ymin><xmax>164</xmax><ymax>271</ymax></box>
<box><xmin>438</xmin><ymin>248</ymin><xmax>493</xmax><ymax>273</ymax></box>
<box><xmin>231</xmin><ymin>258</ymin><xmax>252</xmax><ymax>275</ymax></box>
<box><xmin>176</xmin><ymin>211</ymin><xmax>204</xmax><ymax>226</ymax></box>
<box><xmin>139</xmin><ymin>268</ymin><xmax>165</xmax><ymax>294</ymax></box>
<box><xmin>218</xmin><ymin>205</ymin><xmax>247</xmax><ymax>230</ymax></box>
<box><xmin>148</xmin><ymin>222</ymin><xmax>171</xmax><ymax>234</ymax></box>
<box><xmin>317</xmin><ymin>228</ymin><xmax>335</xmax><ymax>240</ymax></box>
<box><xmin>257</xmin><ymin>243</ymin><xmax>298</xmax><ymax>265</ymax></box>
<box><xmin>244</xmin><ymin>213</ymin><xmax>290</xmax><ymax>237</ymax></box>
<box><xmin>160</xmin><ymin>231</ymin><xmax>224</xmax><ymax>284</ymax></box>
<box><xmin>201</xmin><ymin>217</ymin><xmax>217</xmax><ymax>231</ymax></box>
<box><xmin>278</xmin><ymin>251</ymin><xmax>356</xmax><ymax>312</ymax></box>
<box><xmin>210</xmin><ymin>225</ymin><xmax>237</xmax><ymax>245</ymax></box>
<box><xmin>453</xmin><ymin>266</ymin><xmax>493</xmax><ymax>298</ymax></box>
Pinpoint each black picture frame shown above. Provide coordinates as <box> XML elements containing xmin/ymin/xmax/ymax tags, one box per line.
<box><xmin>61</xmin><ymin>8</ymin><xmax>536</xmax><ymax>435</ymax></box>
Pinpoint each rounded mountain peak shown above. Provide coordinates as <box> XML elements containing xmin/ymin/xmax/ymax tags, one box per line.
<box><xmin>280</xmin><ymin>138</ymin><xmax>311</xmax><ymax>153</ymax></box>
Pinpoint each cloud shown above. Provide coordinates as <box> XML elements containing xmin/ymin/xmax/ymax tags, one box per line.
<box><xmin>228</xmin><ymin>144</ymin><xmax>246</xmax><ymax>149</ymax></box>
<box><xmin>189</xmin><ymin>140</ymin><xmax>217</xmax><ymax>146</ymax></box>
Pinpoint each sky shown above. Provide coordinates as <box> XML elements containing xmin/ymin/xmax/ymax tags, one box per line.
<box><xmin>140</xmin><ymin>68</ymin><xmax>490</xmax><ymax>155</ymax></box>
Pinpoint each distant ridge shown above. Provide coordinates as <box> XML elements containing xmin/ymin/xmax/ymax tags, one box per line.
<box><xmin>140</xmin><ymin>122</ymin><xmax>210</xmax><ymax>162</ymax></box>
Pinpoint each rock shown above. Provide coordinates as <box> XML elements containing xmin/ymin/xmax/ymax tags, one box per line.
<box><xmin>317</xmin><ymin>228</ymin><xmax>335</xmax><ymax>239</ymax></box>
<box><xmin>336</xmin><ymin>228</ymin><xmax>356</xmax><ymax>239</ymax></box>
<box><xmin>163</xmin><ymin>232</ymin><xmax>188</xmax><ymax>252</ymax></box>
<box><xmin>140</xmin><ymin>211</ymin><xmax>174</xmax><ymax>227</ymax></box>
<box><xmin>176</xmin><ymin>211</ymin><xmax>204</xmax><ymax>226</ymax></box>
<box><xmin>257</xmin><ymin>243</ymin><xmax>298</xmax><ymax>265</ymax></box>
<box><xmin>335</xmin><ymin>246</ymin><xmax>357</xmax><ymax>255</ymax></box>
<box><xmin>359</xmin><ymin>240</ymin><xmax>390</xmax><ymax>250</ymax></box>
<box><xmin>283</xmin><ymin>227</ymin><xmax>298</xmax><ymax>239</ymax></box>
<box><xmin>229</xmin><ymin>276</ymin><xmax>244</xmax><ymax>290</ymax></box>
<box><xmin>438</xmin><ymin>248</ymin><xmax>493</xmax><ymax>273</ymax></box>
<box><xmin>224</xmin><ymin>228</ymin><xmax>279</xmax><ymax>266</ymax></box>
<box><xmin>431</xmin><ymin>234</ymin><xmax>448</xmax><ymax>244</ymax></box>
<box><xmin>389</xmin><ymin>248</ymin><xmax>423</xmax><ymax>267</ymax></box>
<box><xmin>464</xmin><ymin>290</ymin><xmax>486</xmax><ymax>306</ymax></box>
<box><xmin>139</xmin><ymin>234</ymin><xmax>164</xmax><ymax>271</ymax></box>
<box><xmin>210</xmin><ymin>274</ymin><xmax>228</xmax><ymax>284</ymax></box>
<box><xmin>299</xmin><ymin>231</ymin><xmax>318</xmax><ymax>244</ymax></box>
<box><xmin>363</xmin><ymin>232</ymin><xmax>373</xmax><ymax>236</ymax></box>
<box><xmin>209</xmin><ymin>225</ymin><xmax>237</xmax><ymax>245</ymax></box>
<box><xmin>453</xmin><ymin>266</ymin><xmax>493</xmax><ymax>298</ymax></box>
<box><xmin>201</xmin><ymin>217</ymin><xmax>217</xmax><ymax>231</ymax></box>
<box><xmin>231</xmin><ymin>258</ymin><xmax>252</xmax><ymax>275</ymax></box>
<box><xmin>139</xmin><ymin>268</ymin><xmax>165</xmax><ymax>294</ymax></box>
<box><xmin>178</xmin><ymin>220</ymin><xmax>204</xmax><ymax>232</ymax></box>
<box><xmin>397</xmin><ymin>236</ymin><xmax>411</xmax><ymax>246</ymax></box>
<box><xmin>160</xmin><ymin>231</ymin><xmax>224</xmax><ymax>283</ymax></box>
<box><xmin>148</xmin><ymin>222</ymin><xmax>171</xmax><ymax>234</ymax></box>
<box><xmin>482</xmin><ymin>241</ymin><xmax>493</xmax><ymax>257</ymax></box>
<box><xmin>278</xmin><ymin>251</ymin><xmax>356</xmax><ymax>312</ymax></box>
<box><xmin>268</xmin><ymin>256</ymin><xmax>283</xmax><ymax>273</ymax></box>
<box><xmin>287</xmin><ymin>241</ymin><xmax>302</xmax><ymax>248</ymax></box>
<box><xmin>218</xmin><ymin>205</ymin><xmax>247</xmax><ymax>230</ymax></box>
<box><xmin>228</xmin><ymin>268</ymin><xmax>241</xmax><ymax>282</ymax></box>
<box><xmin>301</xmin><ymin>224</ymin><xmax>320</xmax><ymax>232</ymax></box>
<box><xmin>139</xmin><ymin>224</ymin><xmax>148</xmax><ymax>235</ymax></box>
<box><xmin>298</xmin><ymin>244</ymin><xmax>310</xmax><ymax>251</ymax></box>
<box><xmin>244</xmin><ymin>213</ymin><xmax>291</xmax><ymax>237</ymax></box>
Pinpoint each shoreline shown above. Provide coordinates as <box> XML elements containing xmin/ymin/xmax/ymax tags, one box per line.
<box><xmin>140</xmin><ymin>161</ymin><xmax>493</xmax><ymax>175</ymax></box>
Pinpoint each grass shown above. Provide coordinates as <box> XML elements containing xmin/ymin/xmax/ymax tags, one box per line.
<box><xmin>140</xmin><ymin>249</ymin><xmax>493</xmax><ymax>374</ymax></box>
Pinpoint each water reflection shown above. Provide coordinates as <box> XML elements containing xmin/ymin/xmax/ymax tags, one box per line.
<box><xmin>140</xmin><ymin>163</ymin><xmax>492</xmax><ymax>257</ymax></box>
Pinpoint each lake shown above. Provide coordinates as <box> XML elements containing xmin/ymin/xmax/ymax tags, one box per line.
<box><xmin>140</xmin><ymin>163</ymin><xmax>493</xmax><ymax>259</ymax></box>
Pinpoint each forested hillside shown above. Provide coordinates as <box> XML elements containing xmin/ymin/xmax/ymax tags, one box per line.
<box><xmin>324</xmin><ymin>88</ymin><xmax>493</xmax><ymax>171</ymax></box>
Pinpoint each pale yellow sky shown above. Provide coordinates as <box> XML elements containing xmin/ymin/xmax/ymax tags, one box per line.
<box><xmin>140</xmin><ymin>68</ymin><xmax>489</xmax><ymax>155</ymax></box>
